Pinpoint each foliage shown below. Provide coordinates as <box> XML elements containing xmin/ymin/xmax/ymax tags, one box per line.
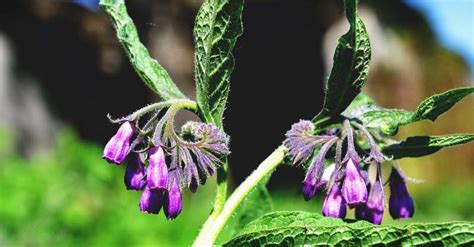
<box><xmin>194</xmin><ymin>0</ymin><xmax>244</xmax><ymax>126</ymax></box>
<box><xmin>225</xmin><ymin>211</ymin><xmax>474</xmax><ymax>246</ymax></box>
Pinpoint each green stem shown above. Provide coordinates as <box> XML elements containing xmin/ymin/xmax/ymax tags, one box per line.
<box><xmin>193</xmin><ymin>145</ymin><xmax>286</xmax><ymax>246</ymax></box>
<box><xmin>194</xmin><ymin>162</ymin><xmax>228</xmax><ymax>242</ymax></box>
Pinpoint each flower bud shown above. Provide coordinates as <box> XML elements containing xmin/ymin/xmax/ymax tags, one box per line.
<box><xmin>389</xmin><ymin>168</ymin><xmax>414</xmax><ymax>219</ymax></box>
<box><xmin>341</xmin><ymin>158</ymin><xmax>367</xmax><ymax>207</ymax></box>
<box><xmin>124</xmin><ymin>155</ymin><xmax>147</xmax><ymax>191</ymax></box>
<box><xmin>184</xmin><ymin>163</ymin><xmax>199</xmax><ymax>193</ymax></box>
<box><xmin>139</xmin><ymin>187</ymin><xmax>164</xmax><ymax>214</ymax></box>
<box><xmin>356</xmin><ymin>178</ymin><xmax>384</xmax><ymax>225</ymax></box>
<box><xmin>147</xmin><ymin>147</ymin><xmax>168</xmax><ymax>191</ymax></box>
<box><xmin>164</xmin><ymin>176</ymin><xmax>182</xmax><ymax>220</ymax></box>
<box><xmin>322</xmin><ymin>183</ymin><xmax>347</xmax><ymax>219</ymax></box>
<box><xmin>355</xmin><ymin>203</ymin><xmax>383</xmax><ymax>225</ymax></box>
<box><xmin>302</xmin><ymin>168</ymin><xmax>319</xmax><ymax>201</ymax></box>
<box><xmin>102</xmin><ymin>122</ymin><xmax>135</xmax><ymax>164</ymax></box>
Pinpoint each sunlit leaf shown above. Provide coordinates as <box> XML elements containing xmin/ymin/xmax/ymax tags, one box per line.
<box><xmin>382</xmin><ymin>134</ymin><xmax>474</xmax><ymax>159</ymax></box>
<box><xmin>194</xmin><ymin>0</ymin><xmax>244</xmax><ymax>126</ymax></box>
<box><xmin>315</xmin><ymin>0</ymin><xmax>371</xmax><ymax>122</ymax></box>
<box><xmin>225</xmin><ymin>211</ymin><xmax>474</xmax><ymax>246</ymax></box>
<box><xmin>100</xmin><ymin>0</ymin><xmax>186</xmax><ymax>100</ymax></box>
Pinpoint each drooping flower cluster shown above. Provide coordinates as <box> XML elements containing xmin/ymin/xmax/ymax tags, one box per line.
<box><xmin>102</xmin><ymin>105</ymin><xmax>229</xmax><ymax>220</ymax></box>
<box><xmin>284</xmin><ymin>119</ymin><xmax>415</xmax><ymax>224</ymax></box>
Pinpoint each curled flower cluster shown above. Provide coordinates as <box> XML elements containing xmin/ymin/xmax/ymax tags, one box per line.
<box><xmin>102</xmin><ymin>105</ymin><xmax>229</xmax><ymax>220</ymax></box>
<box><xmin>284</xmin><ymin>120</ymin><xmax>415</xmax><ymax>224</ymax></box>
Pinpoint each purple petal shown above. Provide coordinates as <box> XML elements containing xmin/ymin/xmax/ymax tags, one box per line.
<box><xmin>322</xmin><ymin>183</ymin><xmax>347</xmax><ymax>218</ymax></box>
<box><xmin>147</xmin><ymin>146</ymin><xmax>168</xmax><ymax>191</ymax></box>
<box><xmin>102</xmin><ymin>122</ymin><xmax>135</xmax><ymax>164</ymax></box>
<box><xmin>139</xmin><ymin>187</ymin><xmax>164</xmax><ymax>214</ymax></box>
<box><xmin>164</xmin><ymin>175</ymin><xmax>182</xmax><ymax>220</ymax></box>
<box><xmin>389</xmin><ymin>168</ymin><xmax>415</xmax><ymax>219</ymax></box>
<box><xmin>124</xmin><ymin>154</ymin><xmax>147</xmax><ymax>191</ymax></box>
<box><xmin>341</xmin><ymin>158</ymin><xmax>367</xmax><ymax>207</ymax></box>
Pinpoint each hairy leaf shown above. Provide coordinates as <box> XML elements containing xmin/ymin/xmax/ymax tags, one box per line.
<box><xmin>225</xmin><ymin>211</ymin><xmax>474</xmax><ymax>246</ymax></box>
<box><xmin>194</xmin><ymin>0</ymin><xmax>244</xmax><ymax>126</ymax></box>
<box><xmin>316</xmin><ymin>0</ymin><xmax>371</xmax><ymax>121</ymax></box>
<box><xmin>359</xmin><ymin>87</ymin><xmax>474</xmax><ymax>135</ymax></box>
<box><xmin>100</xmin><ymin>0</ymin><xmax>185</xmax><ymax>100</ymax></box>
<box><xmin>382</xmin><ymin>134</ymin><xmax>474</xmax><ymax>159</ymax></box>
<box><xmin>413</xmin><ymin>87</ymin><xmax>474</xmax><ymax>121</ymax></box>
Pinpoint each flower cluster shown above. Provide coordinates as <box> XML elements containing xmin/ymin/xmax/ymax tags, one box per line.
<box><xmin>284</xmin><ymin>120</ymin><xmax>414</xmax><ymax>224</ymax></box>
<box><xmin>102</xmin><ymin>106</ymin><xmax>229</xmax><ymax>220</ymax></box>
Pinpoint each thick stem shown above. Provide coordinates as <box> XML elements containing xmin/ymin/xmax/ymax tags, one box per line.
<box><xmin>193</xmin><ymin>146</ymin><xmax>286</xmax><ymax>246</ymax></box>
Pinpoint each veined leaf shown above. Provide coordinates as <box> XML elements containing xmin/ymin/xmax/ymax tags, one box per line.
<box><xmin>316</xmin><ymin>0</ymin><xmax>371</xmax><ymax>121</ymax></box>
<box><xmin>413</xmin><ymin>86</ymin><xmax>474</xmax><ymax>121</ymax></box>
<box><xmin>100</xmin><ymin>0</ymin><xmax>186</xmax><ymax>100</ymax></box>
<box><xmin>225</xmin><ymin>211</ymin><xmax>474</xmax><ymax>246</ymax></box>
<box><xmin>382</xmin><ymin>134</ymin><xmax>474</xmax><ymax>159</ymax></box>
<box><xmin>194</xmin><ymin>0</ymin><xmax>244</xmax><ymax>126</ymax></box>
<box><xmin>359</xmin><ymin>87</ymin><xmax>474</xmax><ymax>135</ymax></box>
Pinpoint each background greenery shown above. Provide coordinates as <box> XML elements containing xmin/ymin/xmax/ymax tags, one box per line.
<box><xmin>0</xmin><ymin>127</ymin><xmax>472</xmax><ymax>246</ymax></box>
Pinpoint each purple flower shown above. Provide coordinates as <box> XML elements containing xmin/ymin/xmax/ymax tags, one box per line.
<box><xmin>164</xmin><ymin>174</ymin><xmax>182</xmax><ymax>220</ymax></box>
<box><xmin>139</xmin><ymin>187</ymin><xmax>164</xmax><ymax>214</ymax></box>
<box><xmin>356</xmin><ymin>174</ymin><xmax>384</xmax><ymax>225</ymax></box>
<box><xmin>102</xmin><ymin>121</ymin><xmax>135</xmax><ymax>164</ymax></box>
<box><xmin>147</xmin><ymin>146</ymin><xmax>169</xmax><ymax>191</ymax></box>
<box><xmin>322</xmin><ymin>183</ymin><xmax>347</xmax><ymax>218</ymax></box>
<box><xmin>302</xmin><ymin>138</ymin><xmax>338</xmax><ymax>201</ymax></box>
<box><xmin>341</xmin><ymin>158</ymin><xmax>367</xmax><ymax>207</ymax></box>
<box><xmin>389</xmin><ymin>168</ymin><xmax>414</xmax><ymax>219</ymax></box>
<box><xmin>124</xmin><ymin>155</ymin><xmax>147</xmax><ymax>191</ymax></box>
<box><xmin>283</xmin><ymin>120</ymin><xmax>332</xmax><ymax>165</ymax></box>
<box><xmin>302</xmin><ymin>168</ymin><xmax>320</xmax><ymax>201</ymax></box>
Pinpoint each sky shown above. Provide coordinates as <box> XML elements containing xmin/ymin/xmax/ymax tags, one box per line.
<box><xmin>405</xmin><ymin>0</ymin><xmax>474</xmax><ymax>73</ymax></box>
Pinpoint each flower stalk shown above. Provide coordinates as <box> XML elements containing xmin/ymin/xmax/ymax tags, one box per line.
<box><xmin>193</xmin><ymin>146</ymin><xmax>286</xmax><ymax>246</ymax></box>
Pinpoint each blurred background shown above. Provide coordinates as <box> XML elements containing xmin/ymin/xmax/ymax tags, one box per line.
<box><xmin>0</xmin><ymin>0</ymin><xmax>473</xmax><ymax>246</ymax></box>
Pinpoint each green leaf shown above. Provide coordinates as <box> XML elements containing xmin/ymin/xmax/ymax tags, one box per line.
<box><xmin>413</xmin><ymin>86</ymin><xmax>474</xmax><ymax>122</ymax></box>
<box><xmin>194</xmin><ymin>0</ymin><xmax>244</xmax><ymax>126</ymax></box>
<box><xmin>359</xmin><ymin>87</ymin><xmax>474</xmax><ymax>135</ymax></box>
<box><xmin>225</xmin><ymin>211</ymin><xmax>474</xmax><ymax>246</ymax></box>
<box><xmin>359</xmin><ymin>109</ymin><xmax>413</xmax><ymax>135</ymax></box>
<box><xmin>382</xmin><ymin>134</ymin><xmax>474</xmax><ymax>159</ymax></box>
<box><xmin>316</xmin><ymin>0</ymin><xmax>371</xmax><ymax>121</ymax></box>
<box><xmin>100</xmin><ymin>0</ymin><xmax>186</xmax><ymax>100</ymax></box>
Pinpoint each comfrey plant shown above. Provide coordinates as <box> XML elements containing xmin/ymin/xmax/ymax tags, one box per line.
<box><xmin>100</xmin><ymin>0</ymin><xmax>474</xmax><ymax>245</ymax></box>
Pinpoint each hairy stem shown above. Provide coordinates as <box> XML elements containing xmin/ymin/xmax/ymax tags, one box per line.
<box><xmin>193</xmin><ymin>146</ymin><xmax>286</xmax><ymax>246</ymax></box>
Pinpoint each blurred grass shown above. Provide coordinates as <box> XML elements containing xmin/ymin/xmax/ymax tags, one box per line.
<box><xmin>0</xmin><ymin>128</ymin><xmax>473</xmax><ymax>246</ymax></box>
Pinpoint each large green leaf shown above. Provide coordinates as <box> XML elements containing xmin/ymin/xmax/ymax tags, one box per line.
<box><xmin>194</xmin><ymin>0</ymin><xmax>244</xmax><ymax>126</ymax></box>
<box><xmin>225</xmin><ymin>211</ymin><xmax>474</xmax><ymax>246</ymax></box>
<box><xmin>382</xmin><ymin>134</ymin><xmax>474</xmax><ymax>159</ymax></box>
<box><xmin>100</xmin><ymin>0</ymin><xmax>186</xmax><ymax>100</ymax></box>
<box><xmin>316</xmin><ymin>0</ymin><xmax>371</xmax><ymax>121</ymax></box>
<box><xmin>359</xmin><ymin>87</ymin><xmax>474</xmax><ymax>135</ymax></box>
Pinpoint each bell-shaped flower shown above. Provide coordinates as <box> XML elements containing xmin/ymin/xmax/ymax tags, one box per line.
<box><xmin>102</xmin><ymin>122</ymin><xmax>135</xmax><ymax>164</ymax></box>
<box><xmin>139</xmin><ymin>187</ymin><xmax>164</xmax><ymax>214</ymax></box>
<box><xmin>124</xmin><ymin>155</ymin><xmax>147</xmax><ymax>191</ymax></box>
<box><xmin>147</xmin><ymin>146</ymin><xmax>169</xmax><ymax>191</ymax></box>
<box><xmin>389</xmin><ymin>168</ymin><xmax>414</xmax><ymax>219</ymax></box>
<box><xmin>322</xmin><ymin>183</ymin><xmax>347</xmax><ymax>218</ymax></box>
<box><xmin>301</xmin><ymin>138</ymin><xmax>338</xmax><ymax>201</ymax></box>
<box><xmin>164</xmin><ymin>174</ymin><xmax>182</xmax><ymax>220</ymax></box>
<box><xmin>356</xmin><ymin>174</ymin><xmax>384</xmax><ymax>224</ymax></box>
<box><xmin>341</xmin><ymin>158</ymin><xmax>367</xmax><ymax>207</ymax></box>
